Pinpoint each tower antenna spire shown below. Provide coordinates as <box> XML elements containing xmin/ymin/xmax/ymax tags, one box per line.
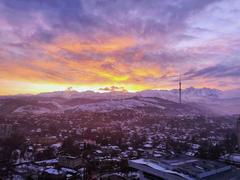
<box><xmin>179</xmin><ymin>74</ymin><xmax>182</xmax><ymax>104</ymax></box>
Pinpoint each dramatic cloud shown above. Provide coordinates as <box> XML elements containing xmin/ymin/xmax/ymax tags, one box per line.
<box><xmin>0</xmin><ymin>0</ymin><xmax>239</xmax><ymax>94</ymax></box>
<box><xmin>184</xmin><ymin>64</ymin><xmax>240</xmax><ymax>79</ymax></box>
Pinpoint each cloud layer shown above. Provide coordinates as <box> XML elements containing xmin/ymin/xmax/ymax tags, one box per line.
<box><xmin>0</xmin><ymin>0</ymin><xmax>239</xmax><ymax>94</ymax></box>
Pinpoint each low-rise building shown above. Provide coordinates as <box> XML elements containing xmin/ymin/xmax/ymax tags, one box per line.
<box><xmin>129</xmin><ymin>156</ymin><xmax>240</xmax><ymax>180</ymax></box>
<box><xmin>59</xmin><ymin>155</ymin><xmax>82</xmax><ymax>169</ymax></box>
<box><xmin>220</xmin><ymin>153</ymin><xmax>240</xmax><ymax>166</ymax></box>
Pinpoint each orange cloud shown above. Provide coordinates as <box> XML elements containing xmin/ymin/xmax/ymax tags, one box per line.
<box><xmin>0</xmin><ymin>56</ymin><xmax>165</xmax><ymax>94</ymax></box>
<box><xmin>46</xmin><ymin>34</ymin><xmax>136</xmax><ymax>54</ymax></box>
<box><xmin>0</xmin><ymin>34</ymin><xmax>176</xmax><ymax>95</ymax></box>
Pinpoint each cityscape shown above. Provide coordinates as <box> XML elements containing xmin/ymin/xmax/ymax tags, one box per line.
<box><xmin>0</xmin><ymin>0</ymin><xmax>240</xmax><ymax>179</ymax></box>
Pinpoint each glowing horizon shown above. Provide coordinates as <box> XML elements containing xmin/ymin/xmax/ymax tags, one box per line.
<box><xmin>0</xmin><ymin>0</ymin><xmax>239</xmax><ymax>95</ymax></box>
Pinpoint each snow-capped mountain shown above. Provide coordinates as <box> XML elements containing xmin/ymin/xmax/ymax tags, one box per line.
<box><xmin>66</xmin><ymin>97</ymin><xmax>165</xmax><ymax>113</ymax></box>
<box><xmin>182</xmin><ymin>87</ymin><xmax>222</xmax><ymax>98</ymax></box>
<box><xmin>138</xmin><ymin>87</ymin><xmax>239</xmax><ymax>115</ymax></box>
<box><xmin>0</xmin><ymin>87</ymin><xmax>239</xmax><ymax>115</ymax></box>
<box><xmin>138</xmin><ymin>87</ymin><xmax>223</xmax><ymax>102</ymax></box>
<box><xmin>0</xmin><ymin>95</ymin><xmax>210</xmax><ymax>116</ymax></box>
<box><xmin>38</xmin><ymin>90</ymin><xmax>133</xmax><ymax>99</ymax></box>
<box><xmin>38</xmin><ymin>90</ymin><xmax>81</xmax><ymax>98</ymax></box>
<box><xmin>36</xmin><ymin>87</ymin><xmax>225</xmax><ymax>101</ymax></box>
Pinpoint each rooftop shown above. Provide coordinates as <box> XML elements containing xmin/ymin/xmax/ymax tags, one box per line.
<box><xmin>129</xmin><ymin>156</ymin><xmax>234</xmax><ymax>179</ymax></box>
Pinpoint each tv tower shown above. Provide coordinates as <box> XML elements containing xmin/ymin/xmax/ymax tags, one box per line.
<box><xmin>179</xmin><ymin>74</ymin><xmax>182</xmax><ymax>104</ymax></box>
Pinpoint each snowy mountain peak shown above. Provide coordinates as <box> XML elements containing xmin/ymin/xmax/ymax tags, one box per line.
<box><xmin>35</xmin><ymin>87</ymin><xmax>236</xmax><ymax>101</ymax></box>
<box><xmin>183</xmin><ymin>87</ymin><xmax>222</xmax><ymax>98</ymax></box>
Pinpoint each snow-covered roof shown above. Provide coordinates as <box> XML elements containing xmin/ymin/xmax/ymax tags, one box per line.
<box><xmin>143</xmin><ymin>144</ymin><xmax>153</xmax><ymax>148</ymax></box>
<box><xmin>51</xmin><ymin>143</ymin><xmax>62</xmax><ymax>148</ymax></box>
<box><xmin>45</xmin><ymin>168</ymin><xmax>61</xmax><ymax>175</ymax></box>
<box><xmin>130</xmin><ymin>159</ymin><xmax>194</xmax><ymax>180</ymax></box>
<box><xmin>35</xmin><ymin>159</ymin><xmax>58</xmax><ymax>164</ymax></box>
<box><xmin>61</xmin><ymin>167</ymin><xmax>77</xmax><ymax>174</ymax></box>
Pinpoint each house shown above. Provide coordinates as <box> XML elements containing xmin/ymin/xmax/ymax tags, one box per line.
<box><xmin>59</xmin><ymin>155</ymin><xmax>82</xmax><ymax>169</ymax></box>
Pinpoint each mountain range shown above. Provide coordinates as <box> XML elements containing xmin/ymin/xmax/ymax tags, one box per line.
<box><xmin>0</xmin><ymin>87</ymin><xmax>239</xmax><ymax>116</ymax></box>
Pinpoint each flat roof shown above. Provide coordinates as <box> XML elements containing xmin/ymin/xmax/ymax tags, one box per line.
<box><xmin>175</xmin><ymin>160</ymin><xmax>231</xmax><ymax>178</ymax></box>
<box><xmin>129</xmin><ymin>159</ymin><xmax>193</xmax><ymax>180</ymax></box>
<box><xmin>129</xmin><ymin>157</ymin><xmax>232</xmax><ymax>179</ymax></box>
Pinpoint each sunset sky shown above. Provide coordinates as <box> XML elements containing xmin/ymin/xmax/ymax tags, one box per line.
<box><xmin>0</xmin><ymin>0</ymin><xmax>240</xmax><ymax>95</ymax></box>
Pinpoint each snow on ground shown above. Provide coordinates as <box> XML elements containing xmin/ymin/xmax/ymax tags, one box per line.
<box><xmin>51</xmin><ymin>143</ymin><xmax>62</xmax><ymax>149</ymax></box>
<box><xmin>12</xmin><ymin>175</ymin><xmax>24</xmax><ymax>180</ymax></box>
<box><xmin>35</xmin><ymin>159</ymin><xmax>58</xmax><ymax>164</ymax></box>
<box><xmin>67</xmin><ymin>98</ymin><xmax>165</xmax><ymax>112</ymax></box>
<box><xmin>61</xmin><ymin>167</ymin><xmax>77</xmax><ymax>174</ymax></box>
<box><xmin>45</xmin><ymin>168</ymin><xmax>61</xmax><ymax>175</ymax></box>
<box><xmin>14</xmin><ymin>105</ymin><xmax>51</xmax><ymax>114</ymax></box>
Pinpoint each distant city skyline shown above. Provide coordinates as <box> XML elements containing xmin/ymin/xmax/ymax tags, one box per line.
<box><xmin>0</xmin><ymin>0</ymin><xmax>240</xmax><ymax>95</ymax></box>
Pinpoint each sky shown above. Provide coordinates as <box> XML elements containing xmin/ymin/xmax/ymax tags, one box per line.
<box><xmin>0</xmin><ymin>0</ymin><xmax>240</xmax><ymax>95</ymax></box>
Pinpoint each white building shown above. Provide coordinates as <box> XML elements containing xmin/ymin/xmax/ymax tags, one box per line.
<box><xmin>128</xmin><ymin>156</ymin><xmax>239</xmax><ymax>180</ymax></box>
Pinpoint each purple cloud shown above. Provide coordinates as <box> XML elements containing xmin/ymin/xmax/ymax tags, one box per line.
<box><xmin>0</xmin><ymin>0</ymin><xmax>239</xmax><ymax>93</ymax></box>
